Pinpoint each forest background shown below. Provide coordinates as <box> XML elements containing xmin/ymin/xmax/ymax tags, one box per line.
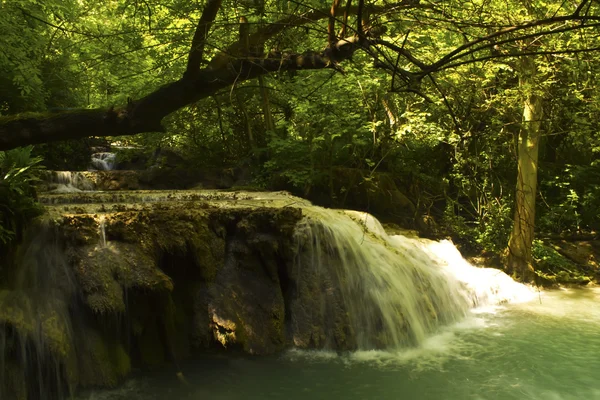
<box><xmin>1</xmin><ymin>0</ymin><xmax>600</xmax><ymax>284</ymax></box>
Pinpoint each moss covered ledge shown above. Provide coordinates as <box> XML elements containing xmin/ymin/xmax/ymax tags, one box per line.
<box><xmin>1</xmin><ymin>191</ymin><xmax>305</xmax><ymax>398</ymax></box>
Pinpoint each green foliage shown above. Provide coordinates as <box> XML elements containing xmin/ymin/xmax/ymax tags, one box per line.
<box><xmin>0</xmin><ymin>0</ymin><xmax>599</xmax><ymax>270</ymax></box>
<box><xmin>113</xmin><ymin>147</ymin><xmax>152</xmax><ymax>170</ymax></box>
<box><xmin>442</xmin><ymin>200</ymin><xmax>513</xmax><ymax>254</ymax></box>
<box><xmin>539</xmin><ymin>164</ymin><xmax>600</xmax><ymax>235</ymax></box>
<box><xmin>262</xmin><ymin>134</ymin><xmax>314</xmax><ymax>191</ymax></box>
<box><xmin>0</xmin><ymin>146</ymin><xmax>44</xmax><ymax>246</ymax></box>
<box><xmin>0</xmin><ymin>0</ymin><xmax>84</xmax><ymax>113</ymax></box>
<box><xmin>33</xmin><ymin>139</ymin><xmax>93</xmax><ymax>171</ymax></box>
<box><xmin>532</xmin><ymin>240</ymin><xmax>593</xmax><ymax>285</ymax></box>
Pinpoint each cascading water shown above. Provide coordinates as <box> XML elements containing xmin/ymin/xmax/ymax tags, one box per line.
<box><xmin>0</xmin><ymin>225</ymin><xmax>80</xmax><ymax>400</ymax></box>
<box><xmin>289</xmin><ymin>208</ymin><xmax>533</xmax><ymax>350</ymax></box>
<box><xmin>0</xmin><ymin>190</ymin><xmax>537</xmax><ymax>399</ymax></box>
<box><xmin>90</xmin><ymin>153</ymin><xmax>116</xmax><ymax>171</ymax></box>
<box><xmin>97</xmin><ymin>216</ymin><xmax>107</xmax><ymax>247</ymax></box>
<box><xmin>45</xmin><ymin>171</ymin><xmax>95</xmax><ymax>193</ymax></box>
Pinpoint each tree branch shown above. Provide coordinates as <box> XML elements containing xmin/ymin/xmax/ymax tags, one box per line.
<box><xmin>207</xmin><ymin>1</ymin><xmax>422</xmax><ymax>69</ymax></box>
<box><xmin>0</xmin><ymin>43</ymin><xmax>364</xmax><ymax>151</ymax></box>
<box><xmin>340</xmin><ymin>0</ymin><xmax>353</xmax><ymax>37</ymax></box>
<box><xmin>185</xmin><ymin>0</ymin><xmax>223</xmax><ymax>77</ymax></box>
<box><xmin>4</xmin><ymin>0</ymin><xmax>599</xmax><ymax>152</ymax></box>
<box><xmin>430</xmin><ymin>14</ymin><xmax>600</xmax><ymax>72</ymax></box>
<box><xmin>329</xmin><ymin>0</ymin><xmax>344</xmax><ymax>45</ymax></box>
<box><xmin>372</xmin><ymin>38</ymin><xmax>428</xmax><ymax>70</ymax></box>
<box><xmin>356</xmin><ymin>0</ymin><xmax>364</xmax><ymax>36</ymax></box>
<box><xmin>438</xmin><ymin>45</ymin><xmax>600</xmax><ymax>71</ymax></box>
<box><xmin>574</xmin><ymin>0</ymin><xmax>590</xmax><ymax>16</ymax></box>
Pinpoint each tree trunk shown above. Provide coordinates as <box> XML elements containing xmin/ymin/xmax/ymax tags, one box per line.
<box><xmin>506</xmin><ymin>56</ymin><xmax>543</xmax><ymax>282</ymax></box>
<box><xmin>235</xmin><ymin>91</ymin><xmax>255</xmax><ymax>152</ymax></box>
<box><xmin>258</xmin><ymin>75</ymin><xmax>275</xmax><ymax>132</ymax></box>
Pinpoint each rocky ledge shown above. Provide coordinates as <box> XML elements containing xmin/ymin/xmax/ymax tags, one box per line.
<box><xmin>0</xmin><ymin>191</ymin><xmax>318</xmax><ymax>398</ymax></box>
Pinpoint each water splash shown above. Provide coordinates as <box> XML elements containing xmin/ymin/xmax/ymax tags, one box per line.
<box><xmin>420</xmin><ymin>239</ymin><xmax>534</xmax><ymax>307</ymax></box>
<box><xmin>290</xmin><ymin>209</ymin><xmax>534</xmax><ymax>350</ymax></box>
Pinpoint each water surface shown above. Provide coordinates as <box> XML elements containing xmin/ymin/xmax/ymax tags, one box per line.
<box><xmin>80</xmin><ymin>287</ymin><xmax>600</xmax><ymax>400</ymax></box>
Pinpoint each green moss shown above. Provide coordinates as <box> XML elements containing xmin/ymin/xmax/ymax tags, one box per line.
<box><xmin>0</xmin><ymin>111</ymin><xmax>45</xmax><ymax>122</ymax></box>
<box><xmin>270</xmin><ymin>301</ymin><xmax>285</xmax><ymax>346</ymax></box>
<box><xmin>188</xmin><ymin>226</ymin><xmax>225</xmax><ymax>282</ymax></box>
<box><xmin>2</xmin><ymin>361</ymin><xmax>28</xmax><ymax>400</ymax></box>
<box><xmin>0</xmin><ymin>290</ymin><xmax>36</xmax><ymax>336</ymax></box>
<box><xmin>138</xmin><ymin>321</ymin><xmax>165</xmax><ymax>367</ymax></box>
<box><xmin>60</xmin><ymin>215</ymin><xmax>100</xmax><ymax>245</ymax></box>
<box><xmin>112</xmin><ymin>343</ymin><xmax>132</xmax><ymax>378</ymax></box>
<box><xmin>74</xmin><ymin>241</ymin><xmax>173</xmax><ymax>314</ymax></box>
<box><xmin>78</xmin><ymin>330</ymin><xmax>131</xmax><ymax>387</ymax></box>
<box><xmin>0</xmin><ymin>291</ymin><xmax>73</xmax><ymax>362</ymax></box>
<box><xmin>532</xmin><ymin>240</ymin><xmax>594</xmax><ymax>285</ymax></box>
<box><xmin>39</xmin><ymin>301</ymin><xmax>72</xmax><ymax>359</ymax></box>
<box><xmin>165</xmin><ymin>294</ymin><xmax>191</xmax><ymax>359</ymax></box>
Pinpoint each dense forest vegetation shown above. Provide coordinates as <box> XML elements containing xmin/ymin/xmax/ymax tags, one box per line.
<box><xmin>1</xmin><ymin>0</ymin><xmax>600</xmax><ymax>284</ymax></box>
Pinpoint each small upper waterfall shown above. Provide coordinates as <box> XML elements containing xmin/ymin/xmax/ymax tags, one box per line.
<box><xmin>90</xmin><ymin>152</ymin><xmax>116</xmax><ymax>171</ymax></box>
<box><xmin>45</xmin><ymin>171</ymin><xmax>95</xmax><ymax>192</ymax></box>
<box><xmin>289</xmin><ymin>208</ymin><xmax>533</xmax><ymax>350</ymax></box>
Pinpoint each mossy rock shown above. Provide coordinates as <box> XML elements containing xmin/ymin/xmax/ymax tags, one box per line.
<box><xmin>2</xmin><ymin>192</ymin><xmax>309</xmax><ymax>394</ymax></box>
<box><xmin>137</xmin><ymin>321</ymin><xmax>166</xmax><ymax>367</ymax></box>
<box><xmin>72</xmin><ymin>242</ymin><xmax>173</xmax><ymax>313</ymax></box>
<box><xmin>2</xmin><ymin>361</ymin><xmax>28</xmax><ymax>400</ymax></box>
<box><xmin>0</xmin><ymin>290</ymin><xmax>36</xmax><ymax>337</ymax></box>
<box><xmin>78</xmin><ymin>329</ymin><xmax>131</xmax><ymax>387</ymax></box>
<box><xmin>0</xmin><ymin>291</ymin><xmax>73</xmax><ymax>361</ymax></box>
<box><xmin>533</xmin><ymin>240</ymin><xmax>594</xmax><ymax>286</ymax></box>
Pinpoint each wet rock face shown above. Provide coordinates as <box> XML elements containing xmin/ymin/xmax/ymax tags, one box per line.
<box><xmin>62</xmin><ymin>201</ymin><xmax>303</xmax><ymax>355</ymax></box>
<box><xmin>203</xmin><ymin>210</ymin><xmax>297</xmax><ymax>355</ymax></box>
<box><xmin>0</xmin><ymin>192</ymin><xmax>309</xmax><ymax>398</ymax></box>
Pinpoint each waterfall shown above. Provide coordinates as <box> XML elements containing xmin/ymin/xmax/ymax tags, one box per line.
<box><xmin>0</xmin><ymin>189</ymin><xmax>536</xmax><ymax>398</ymax></box>
<box><xmin>45</xmin><ymin>171</ymin><xmax>95</xmax><ymax>192</ymax></box>
<box><xmin>98</xmin><ymin>216</ymin><xmax>107</xmax><ymax>247</ymax></box>
<box><xmin>90</xmin><ymin>153</ymin><xmax>116</xmax><ymax>171</ymax></box>
<box><xmin>289</xmin><ymin>208</ymin><xmax>533</xmax><ymax>350</ymax></box>
<box><xmin>0</xmin><ymin>226</ymin><xmax>80</xmax><ymax>400</ymax></box>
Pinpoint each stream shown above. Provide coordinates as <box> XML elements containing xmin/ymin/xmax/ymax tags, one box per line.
<box><xmin>79</xmin><ymin>288</ymin><xmax>600</xmax><ymax>400</ymax></box>
<box><xmin>6</xmin><ymin>164</ymin><xmax>598</xmax><ymax>400</ymax></box>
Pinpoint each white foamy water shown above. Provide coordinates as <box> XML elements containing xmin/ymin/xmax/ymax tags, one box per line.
<box><xmin>90</xmin><ymin>152</ymin><xmax>116</xmax><ymax>171</ymax></box>
<box><xmin>46</xmin><ymin>171</ymin><xmax>95</xmax><ymax>192</ymax></box>
<box><xmin>289</xmin><ymin>209</ymin><xmax>534</xmax><ymax>350</ymax></box>
<box><xmin>69</xmin><ymin>204</ymin><xmax>598</xmax><ymax>400</ymax></box>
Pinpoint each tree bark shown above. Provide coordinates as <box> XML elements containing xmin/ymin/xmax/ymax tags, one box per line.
<box><xmin>0</xmin><ymin>52</ymin><xmax>337</xmax><ymax>151</ymax></box>
<box><xmin>506</xmin><ymin>56</ymin><xmax>544</xmax><ymax>282</ymax></box>
<box><xmin>258</xmin><ymin>76</ymin><xmax>275</xmax><ymax>132</ymax></box>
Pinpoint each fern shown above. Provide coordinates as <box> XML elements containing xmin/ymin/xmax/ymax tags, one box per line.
<box><xmin>0</xmin><ymin>146</ymin><xmax>45</xmax><ymax>246</ymax></box>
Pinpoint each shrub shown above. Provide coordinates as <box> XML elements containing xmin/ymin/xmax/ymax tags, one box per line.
<box><xmin>0</xmin><ymin>146</ymin><xmax>45</xmax><ymax>246</ymax></box>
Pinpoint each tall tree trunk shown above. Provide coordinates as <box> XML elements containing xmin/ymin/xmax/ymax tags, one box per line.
<box><xmin>506</xmin><ymin>56</ymin><xmax>543</xmax><ymax>282</ymax></box>
<box><xmin>235</xmin><ymin>91</ymin><xmax>255</xmax><ymax>152</ymax></box>
<box><xmin>213</xmin><ymin>96</ymin><xmax>228</xmax><ymax>164</ymax></box>
<box><xmin>258</xmin><ymin>75</ymin><xmax>275</xmax><ymax>132</ymax></box>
